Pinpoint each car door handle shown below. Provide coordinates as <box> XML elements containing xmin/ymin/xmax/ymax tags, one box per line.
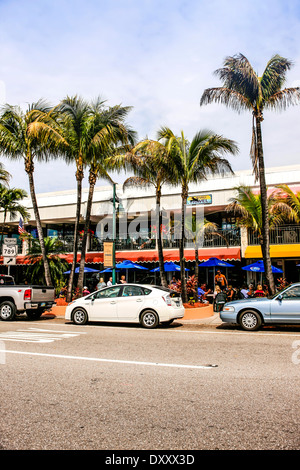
<box><xmin>136</xmin><ymin>298</ymin><xmax>143</xmax><ymax>302</ymax></box>
<box><xmin>110</xmin><ymin>301</ymin><xmax>116</xmax><ymax>304</ymax></box>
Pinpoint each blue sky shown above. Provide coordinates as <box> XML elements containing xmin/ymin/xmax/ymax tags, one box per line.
<box><xmin>1</xmin><ymin>0</ymin><xmax>300</xmax><ymax>193</ymax></box>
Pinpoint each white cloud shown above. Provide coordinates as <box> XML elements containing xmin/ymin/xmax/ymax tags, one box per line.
<box><xmin>0</xmin><ymin>0</ymin><xmax>300</xmax><ymax>193</ymax></box>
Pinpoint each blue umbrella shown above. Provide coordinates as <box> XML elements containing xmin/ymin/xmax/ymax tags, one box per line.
<box><xmin>242</xmin><ymin>260</ymin><xmax>283</xmax><ymax>273</ymax></box>
<box><xmin>100</xmin><ymin>268</ymin><xmax>121</xmax><ymax>273</ymax></box>
<box><xmin>116</xmin><ymin>260</ymin><xmax>148</xmax><ymax>270</ymax></box>
<box><xmin>198</xmin><ymin>257</ymin><xmax>235</xmax><ymax>289</ymax></box>
<box><xmin>198</xmin><ymin>257</ymin><xmax>235</xmax><ymax>268</ymax></box>
<box><xmin>64</xmin><ymin>266</ymin><xmax>100</xmax><ymax>274</ymax></box>
<box><xmin>150</xmin><ymin>262</ymin><xmax>190</xmax><ymax>272</ymax></box>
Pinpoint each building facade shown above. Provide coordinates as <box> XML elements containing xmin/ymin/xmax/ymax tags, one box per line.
<box><xmin>2</xmin><ymin>164</ymin><xmax>300</xmax><ymax>288</ymax></box>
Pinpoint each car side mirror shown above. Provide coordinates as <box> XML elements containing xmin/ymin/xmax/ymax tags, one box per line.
<box><xmin>277</xmin><ymin>294</ymin><xmax>283</xmax><ymax>301</ymax></box>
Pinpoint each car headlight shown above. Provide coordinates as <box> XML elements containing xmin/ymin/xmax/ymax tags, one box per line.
<box><xmin>223</xmin><ymin>306</ymin><xmax>235</xmax><ymax>312</ymax></box>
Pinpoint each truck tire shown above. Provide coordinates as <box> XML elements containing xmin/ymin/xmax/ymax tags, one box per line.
<box><xmin>26</xmin><ymin>309</ymin><xmax>44</xmax><ymax>320</ymax></box>
<box><xmin>0</xmin><ymin>300</ymin><xmax>16</xmax><ymax>321</ymax></box>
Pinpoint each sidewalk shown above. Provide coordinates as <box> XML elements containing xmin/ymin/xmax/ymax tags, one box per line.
<box><xmin>44</xmin><ymin>302</ymin><xmax>222</xmax><ymax>326</ymax></box>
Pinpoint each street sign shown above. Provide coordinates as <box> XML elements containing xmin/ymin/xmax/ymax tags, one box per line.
<box><xmin>3</xmin><ymin>257</ymin><xmax>16</xmax><ymax>265</ymax></box>
<box><xmin>3</xmin><ymin>238</ymin><xmax>17</xmax><ymax>245</ymax></box>
<box><xmin>2</xmin><ymin>245</ymin><xmax>18</xmax><ymax>257</ymax></box>
<box><xmin>103</xmin><ymin>241</ymin><xmax>114</xmax><ymax>268</ymax></box>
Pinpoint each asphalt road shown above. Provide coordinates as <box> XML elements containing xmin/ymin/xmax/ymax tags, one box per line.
<box><xmin>0</xmin><ymin>316</ymin><xmax>300</xmax><ymax>451</ymax></box>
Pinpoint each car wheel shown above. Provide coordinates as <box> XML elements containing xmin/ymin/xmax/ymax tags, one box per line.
<box><xmin>239</xmin><ymin>310</ymin><xmax>262</xmax><ymax>331</ymax></box>
<box><xmin>140</xmin><ymin>310</ymin><xmax>159</xmax><ymax>329</ymax></box>
<box><xmin>72</xmin><ymin>308</ymin><xmax>88</xmax><ymax>325</ymax></box>
<box><xmin>0</xmin><ymin>301</ymin><xmax>16</xmax><ymax>321</ymax></box>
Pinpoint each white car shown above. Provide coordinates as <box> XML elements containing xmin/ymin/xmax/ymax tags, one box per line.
<box><xmin>65</xmin><ymin>284</ymin><xmax>185</xmax><ymax>328</ymax></box>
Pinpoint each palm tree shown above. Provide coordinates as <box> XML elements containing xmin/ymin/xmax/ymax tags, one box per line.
<box><xmin>226</xmin><ymin>185</ymin><xmax>286</xmax><ymax>242</ymax></box>
<box><xmin>0</xmin><ymin>101</ymin><xmax>55</xmax><ymax>286</ymax></box>
<box><xmin>29</xmin><ymin>96</ymin><xmax>122</xmax><ymax>301</ymax></box>
<box><xmin>0</xmin><ymin>185</ymin><xmax>29</xmax><ymax>241</ymax></box>
<box><xmin>76</xmin><ymin>104</ymin><xmax>136</xmax><ymax>296</ymax></box>
<box><xmin>158</xmin><ymin>128</ymin><xmax>238</xmax><ymax>302</ymax></box>
<box><xmin>0</xmin><ymin>162</ymin><xmax>11</xmax><ymax>186</ymax></box>
<box><xmin>200</xmin><ymin>54</ymin><xmax>300</xmax><ymax>294</ymax></box>
<box><xmin>115</xmin><ymin>139</ymin><xmax>176</xmax><ymax>288</ymax></box>
<box><xmin>25</xmin><ymin>236</ymin><xmax>69</xmax><ymax>289</ymax></box>
<box><xmin>273</xmin><ymin>184</ymin><xmax>300</xmax><ymax>223</ymax></box>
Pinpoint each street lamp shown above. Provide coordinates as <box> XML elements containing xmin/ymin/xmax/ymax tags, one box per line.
<box><xmin>110</xmin><ymin>182</ymin><xmax>119</xmax><ymax>285</ymax></box>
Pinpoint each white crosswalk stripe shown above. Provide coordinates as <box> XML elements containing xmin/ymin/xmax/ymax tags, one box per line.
<box><xmin>0</xmin><ymin>327</ymin><xmax>85</xmax><ymax>343</ymax></box>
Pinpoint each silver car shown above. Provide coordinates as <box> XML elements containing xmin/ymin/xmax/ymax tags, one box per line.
<box><xmin>220</xmin><ymin>282</ymin><xmax>300</xmax><ymax>331</ymax></box>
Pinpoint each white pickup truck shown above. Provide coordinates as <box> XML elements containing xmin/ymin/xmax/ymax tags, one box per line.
<box><xmin>0</xmin><ymin>275</ymin><xmax>55</xmax><ymax>321</ymax></box>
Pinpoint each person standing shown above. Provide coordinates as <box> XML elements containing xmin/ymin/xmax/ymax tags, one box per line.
<box><xmin>214</xmin><ymin>270</ymin><xmax>228</xmax><ymax>290</ymax></box>
<box><xmin>97</xmin><ymin>277</ymin><xmax>106</xmax><ymax>290</ymax></box>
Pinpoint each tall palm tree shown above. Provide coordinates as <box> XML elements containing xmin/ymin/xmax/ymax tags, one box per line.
<box><xmin>226</xmin><ymin>185</ymin><xmax>286</xmax><ymax>241</ymax></box>
<box><xmin>158</xmin><ymin>128</ymin><xmax>238</xmax><ymax>302</ymax></box>
<box><xmin>0</xmin><ymin>185</ymin><xmax>29</xmax><ymax>240</ymax></box>
<box><xmin>0</xmin><ymin>101</ymin><xmax>55</xmax><ymax>286</ymax></box>
<box><xmin>200</xmin><ymin>54</ymin><xmax>300</xmax><ymax>294</ymax></box>
<box><xmin>115</xmin><ymin>139</ymin><xmax>176</xmax><ymax>288</ymax></box>
<box><xmin>76</xmin><ymin>104</ymin><xmax>136</xmax><ymax>296</ymax></box>
<box><xmin>29</xmin><ymin>96</ymin><xmax>117</xmax><ymax>301</ymax></box>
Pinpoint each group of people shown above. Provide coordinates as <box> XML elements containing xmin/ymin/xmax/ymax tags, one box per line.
<box><xmin>195</xmin><ymin>269</ymin><xmax>271</xmax><ymax>312</ymax></box>
<box><xmin>95</xmin><ymin>275</ymin><xmax>127</xmax><ymax>291</ymax></box>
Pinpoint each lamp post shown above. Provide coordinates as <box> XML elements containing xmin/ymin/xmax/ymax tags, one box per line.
<box><xmin>111</xmin><ymin>182</ymin><xmax>119</xmax><ymax>285</ymax></box>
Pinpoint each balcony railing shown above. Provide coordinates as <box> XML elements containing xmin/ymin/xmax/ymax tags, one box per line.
<box><xmin>88</xmin><ymin>228</ymin><xmax>241</xmax><ymax>252</ymax></box>
<box><xmin>248</xmin><ymin>225</ymin><xmax>300</xmax><ymax>245</ymax></box>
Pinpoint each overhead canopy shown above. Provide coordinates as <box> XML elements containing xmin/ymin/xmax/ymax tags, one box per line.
<box><xmin>2</xmin><ymin>247</ymin><xmax>241</xmax><ymax>265</ymax></box>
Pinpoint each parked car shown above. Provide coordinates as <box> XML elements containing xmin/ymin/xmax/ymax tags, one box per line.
<box><xmin>220</xmin><ymin>282</ymin><xmax>300</xmax><ymax>331</ymax></box>
<box><xmin>0</xmin><ymin>275</ymin><xmax>55</xmax><ymax>321</ymax></box>
<box><xmin>65</xmin><ymin>284</ymin><xmax>184</xmax><ymax>328</ymax></box>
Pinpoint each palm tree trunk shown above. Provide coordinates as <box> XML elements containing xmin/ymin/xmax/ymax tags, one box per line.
<box><xmin>194</xmin><ymin>246</ymin><xmax>199</xmax><ymax>301</ymax></box>
<box><xmin>66</xmin><ymin>171</ymin><xmax>83</xmax><ymax>302</ymax></box>
<box><xmin>77</xmin><ymin>169</ymin><xmax>96</xmax><ymax>296</ymax></box>
<box><xmin>26</xmin><ymin>165</ymin><xmax>52</xmax><ymax>286</ymax></box>
<box><xmin>256</xmin><ymin>116</ymin><xmax>275</xmax><ymax>295</ymax></box>
<box><xmin>156</xmin><ymin>188</ymin><xmax>167</xmax><ymax>287</ymax></box>
<box><xmin>180</xmin><ymin>185</ymin><xmax>188</xmax><ymax>303</ymax></box>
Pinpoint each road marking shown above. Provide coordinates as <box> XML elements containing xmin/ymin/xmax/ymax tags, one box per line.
<box><xmin>0</xmin><ymin>349</ymin><xmax>217</xmax><ymax>370</ymax></box>
<box><xmin>0</xmin><ymin>328</ymin><xmax>85</xmax><ymax>343</ymax></box>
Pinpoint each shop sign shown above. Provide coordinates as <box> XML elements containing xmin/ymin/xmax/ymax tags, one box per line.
<box><xmin>187</xmin><ymin>194</ymin><xmax>212</xmax><ymax>205</ymax></box>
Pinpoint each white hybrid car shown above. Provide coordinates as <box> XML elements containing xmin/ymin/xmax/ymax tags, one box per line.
<box><xmin>65</xmin><ymin>284</ymin><xmax>185</xmax><ymax>328</ymax></box>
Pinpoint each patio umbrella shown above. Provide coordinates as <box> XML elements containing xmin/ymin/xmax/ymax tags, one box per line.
<box><xmin>242</xmin><ymin>260</ymin><xmax>283</xmax><ymax>273</ymax></box>
<box><xmin>198</xmin><ymin>257</ymin><xmax>235</xmax><ymax>290</ymax></box>
<box><xmin>116</xmin><ymin>259</ymin><xmax>148</xmax><ymax>282</ymax></box>
<box><xmin>242</xmin><ymin>260</ymin><xmax>283</xmax><ymax>284</ymax></box>
<box><xmin>198</xmin><ymin>257</ymin><xmax>235</xmax><ymax>268</ymax></box>
<box><xmin>64</xmin><ymin>266</ymin><xmax>100</xmax><ymax>274</ymax></box>
<box><xmin>100</xmin><ymin>268</ymin><xmax>121</xmax><ymax>273</ymax></box>
<box><xmin>150</xmin><ymin>262</ymin><xmax>190</xmax><ymax>272</ymax></box>
<box><xmin>116</xmin><ymin>260</ymin><xmax>148</xmax><ymax>270</ymax></box>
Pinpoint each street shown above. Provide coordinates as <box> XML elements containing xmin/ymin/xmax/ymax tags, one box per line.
<box><xmin>0</xmin><ymin>316</ymin><xmax>300</xmax><ymax>451</ymax></box>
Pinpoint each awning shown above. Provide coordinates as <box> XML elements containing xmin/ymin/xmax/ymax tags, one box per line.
<box><xmin>7</xmin><ymin>247</ymin><xmax>241</xmax><ymax>266</ymax></box>
<box><xmin>245</xmin><ymin>244</ymin><xmax>300</xmax><ymax>259</ymax></box>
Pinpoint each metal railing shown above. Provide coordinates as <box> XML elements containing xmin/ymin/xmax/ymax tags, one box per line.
<box><xmin>248</xmin><ymin>225</ymin><xmax>300</xmax><ymax>245</ymax></box>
